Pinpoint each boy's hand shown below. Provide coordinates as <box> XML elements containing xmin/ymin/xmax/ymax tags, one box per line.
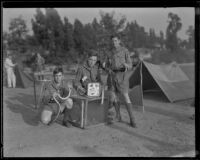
<box><xmin>67</xmin><ymin>82</ymin><xmax>73</xmax><ymax>89</ymax></box>
<box><xmin>123</xmin><ymin>63</ymin><xmax>131</xmax><ymax>71</ymax></box>
<box><xmin>102</xmin><ymin>62</ymin><xmax>106</xmax><ymax>68</ymax></box>
<box><xmin>53</xmin><ymin>92</ymin><xmax>60</xmax><ymax>98</ymax></box>
<box><xmin>82</xmin><ymin>76</ymin><xmax>87</xmax><ymax>82</ymax></box>
<box><xmin>78</xmin><ymin>86</ymin><xmax>86</xmax><ymax>95</ymax></box>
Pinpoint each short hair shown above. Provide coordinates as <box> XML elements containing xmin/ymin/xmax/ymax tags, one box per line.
<box><xmin>87</xmin><ymin>49</ymin><xmax>98</xmax><ymax>59</ymax></box>
<box><xmin>7</xmin><ymin>50</ymin><xmax>12</xmax><ymax>56</ymax></box>
<box><xmin>110</xmin><ymin>34</ymin><xmax>121</xmax><ymax>40</ymax></box>
<box><xmin>53</xmin><ymin>66</ymin><xmax>63</xmax><ymax>75</ymax></box>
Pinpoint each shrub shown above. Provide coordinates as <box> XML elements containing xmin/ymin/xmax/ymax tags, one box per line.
<box><xmin>148</xmin><ymin>49</ymin><xmax>194</xmax><ymax>64</ymax></box>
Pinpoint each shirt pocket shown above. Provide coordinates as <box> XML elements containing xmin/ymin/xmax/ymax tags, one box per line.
<box><xmin>114</xmin><ymin>54</ymin><xmax>126</xmax><ymax>68</ymax></box>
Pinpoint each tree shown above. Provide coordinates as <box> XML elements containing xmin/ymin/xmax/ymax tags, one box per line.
<box><xmin>124</xmin><ymin>20</ymin><xmax>149</xmax><ymax>49</ymax></box>
<box><xmin>98</xmin><ymin>11</ymin><xmax>127</xmax><ymax>60</ymax></box>
<box><xmin>45</xmin><ymin>8</ymin><xmax>65</xmax><ymax>57</ymax></box>
<box><xmin>99</xmin><ymin>11</ymin><xmax>126</xmax><ymax>35</ymax></box>
<box><xmin>92</xmin><ymin>18</ymin><xmax>102</xmax><ymax>35</ymax></box>
<box><xmin>3</xmin><ymin>32</ymin><xmax>9</xmax><ymax>52</ymax></box>
<box><xmin>83</xmin><ymin>23</ymin><xmax>96</xmax><ymax>49</ymax></box>
<box><xmin>8</xmin><ymin>16</ymin><xmax>29</xmax><ymax>54</ymax></box>
<box><xmin>166</xmin><ymin>12</ymin><xmax>182</xmax><ymax>52</ymax></box>
<box><xmin>32</xmin><ymin>8</ymin><xmax>65</xmax><ymax>58</ymax></box>
<box><xmin>63</xmin><ymin>17</ymin><xmax>74</xmax><ymax>51</ymax></box>
<box><xmin>32</xmin><ymin>8</ymin><xmax>48</xmax><ymax>49</ymax></box>
<box><xmin>159</xmin><ymin>30</ymin><xmax>165</xmax><ymax>49</ymax></box>
<box><xmin>9</xmin><ymin>15</ymin><xmax>28</xmax><ymax>39</ymax></box>
<box><xmin>186</xmin><ymin>25</ymin><xmax>194</xmax><ymax>49</ymax></box>
<box><xmin>73</xmin><ymin>19</ymin><xmax>85</xmax><ymax>61</ymax></box>
<box><xmin>149</xmin><ymin>28</ymin><xmax>157</xmax><ymax>48</ymax></box>
<box><xmin>179</xmin><ymin>39</ymin><xmax>188</xmax><ymax>49</ymax></box>
<box><xmin>91</xmin><ymin>18</ymin><xmax>103</xmax><ymax>54</ymax></box>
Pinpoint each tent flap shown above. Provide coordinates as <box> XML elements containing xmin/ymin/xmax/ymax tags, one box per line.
<box><xmin>15</xmin><ymin>66</ymin><xmax>34</xmax><ymax>88</ymax></box>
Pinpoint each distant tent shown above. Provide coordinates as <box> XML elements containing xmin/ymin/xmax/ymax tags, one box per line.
<box><xmin>129</xmin><ymin>61</ymin><xmax>195</xmax><ymax>107</ymax></box>
<box><xmin>179</xmin><ymin>63</ymin><xmax>194</xmax><ymax>81</ymax></box>
<box><xmin>14</xmin><ymin>66</ymin><xmax>34</xmax><ymax>88</ymax></box>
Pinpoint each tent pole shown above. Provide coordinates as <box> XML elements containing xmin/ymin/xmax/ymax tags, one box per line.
<box><xmin>140</xmin><ymin>61</ymin><xmax>144</xmax><ymax>113</ymax></box>
<box><xmin>33</xmin><ymin>72</ymin><xmax>37</xmax><ymax>109</ymax></box>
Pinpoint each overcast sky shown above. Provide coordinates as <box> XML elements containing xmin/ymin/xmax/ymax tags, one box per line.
<box><xmin>3</xmin><ymin>8</ymin><xmax>194</xmax><ymax>40</ymax></box>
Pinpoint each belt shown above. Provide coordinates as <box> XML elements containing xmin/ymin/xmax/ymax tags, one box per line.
<box><xmin>49</xmin><ymin>98</ymin><xmax>56</xmax><ymax>103</ymax></box>
<box><xmin>112</xmin><ymin>67</ymin><xmax>126</xmax><ymax>73</ymax></box>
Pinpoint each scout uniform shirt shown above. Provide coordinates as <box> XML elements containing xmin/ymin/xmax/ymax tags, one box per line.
<box><xmin>35</xmin><ymin>55</ymin><xmax>45</xmax><ymax>72</ymax></box>
<box><xmin>4</xmin><ymin>57</ymin><xmax>15</xmax><ymax>71</ymax></box>
<box><xmin>107</xmin><ymin>46</ymin><xmax>132</xmax><ymax>93</ymax></box>
<box><xmin>74</xmin><ymin>62</ymin><xmax>102</xmax><ymax>90</ymax></box>
<box><xmin>42</xmin><ymin>79</ymin><xmax>70</xmax><ymax>105</ymax></box>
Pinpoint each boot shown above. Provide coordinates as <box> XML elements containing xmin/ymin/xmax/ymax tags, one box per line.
<box><xmin>113</xmin><ymin>102</ymin><xmax>122</xmax><ymax>122</ymax></box>
<box><xmin>107</xmin><ymin>101</ymin><xmax>115</xmax><ymax>124</ymax></box>
<box><xmin>63</xmin><ymin>108</ymin><xmax>72</xmax><ymax>128</ymax></box>
<box><xmin>125</xmin><ymin>103</ymin><xmax>137</xmax><ymax>128</ymax></box>
<box><xmin>41</xmin><ymin>75</ymin><xmax>44</xmax><ymax>80</ymax></box>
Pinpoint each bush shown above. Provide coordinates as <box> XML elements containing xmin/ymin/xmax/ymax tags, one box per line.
<box><xmin>148</xmin><ymin>49</ymin><xmax>194</xmax><ymax>64</ymax></box>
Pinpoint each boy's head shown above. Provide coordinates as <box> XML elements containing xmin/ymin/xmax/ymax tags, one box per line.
<box><xmin>53</xmin><ymin>66</ymin><xmax>63</xmax><ymax>84</ymax></box>
<box><xmin>110</xmin><ymin>34</ymin><xmax>121</xmax><ymax>48</ymax></box>
<box><xmin>87</xmin><ymin>50</ymin><xmax>98</xmax><ymax>68</ymax></box>
<box><xmin>7</xmin><ymin>50</ymin><xmax>12</xmax><ymax>58</ymax></box>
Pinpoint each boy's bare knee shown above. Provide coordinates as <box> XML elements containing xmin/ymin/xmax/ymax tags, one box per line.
<box><xmin>41</xmin><ymin>110</ymin><xmax>52</xmax><ymax>125</ymax></box>
<box><xmin>41</xmin><ymin>116</ymin><xmax>51</xmax><ymax>124</ymax></box>
<box><xmin>109</xmin><ymin>91</ymin><xmax>118</xmax><ymax>102</ymax></box>
<box><xmin>123</xmin><ymin>92</ymin><xmax>131</xmax><ymax>103</ymax></box>
<box><xmin>64</xmin><ymin>98</ymin><xmax>73</xmax><ymax>109</ymax></box>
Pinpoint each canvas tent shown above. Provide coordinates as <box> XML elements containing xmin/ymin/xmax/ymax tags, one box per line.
<box><xmin>129</xmin><ymin>61</ymin><xmax>195</xmax><ymax>107</ymax></box>
<box><xmin>14</xmin><ymin>66</ymin><xmax>34</xmax><ymax>88</ymax></box>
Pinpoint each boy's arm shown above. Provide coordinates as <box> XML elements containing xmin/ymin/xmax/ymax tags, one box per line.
<box><xmin>96</xmin><ymin>69</ymin><xmax>103</xmax><ymax>85</ymax></box>
<box><xmin>5</xmin><ymin>59</ymin><xmax>16</xmax><ymax>68</ymax></box>
<box><xmin>124</xmin><ymin>48</ymin><xmax>132</xmax><ymax>70</ymax></box>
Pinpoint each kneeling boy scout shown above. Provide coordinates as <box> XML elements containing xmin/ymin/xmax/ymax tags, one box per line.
<box><xmin>40</xmin><ymin>66</ymin><xmax>73</xmax><ymax>127</ymax></box>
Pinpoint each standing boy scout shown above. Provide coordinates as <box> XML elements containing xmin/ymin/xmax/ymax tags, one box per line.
<box><xmin>103</xmin><ymin>34</ymin><xmax>137</xmax><ymax>128</ymax></box>
<box><xmin>40</xmin><ymin>66</ymin><xmax>73</xmax><ymax>127</ymax></box>
<box><xmin>4</xmin><ymin>51</ymin><xmax>17</xmax><ymax>88</ymax></box>
<box><xmin>34</xmin><ymin>52</ymin><xmax>45</xmax><ymax>80</ymax></box>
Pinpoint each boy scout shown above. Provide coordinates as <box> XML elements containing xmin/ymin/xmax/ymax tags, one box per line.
<box><xmin>4</xmin><ymin>51</ymin><xmax>17</xmax><ymax>88</ymax></box>
<box><xmin>40</xmin><ymin>66</ymin><xmax>73</xmax><ymax>127</ymax></box>
<box><xmin>73</xmin><ymin>50</ymin><xmax>102</xmax><ymax>95</ymax></box>
<box><xmin>104</xmin><ymin>34</ymin><xmax>137</xmax><ymax>128</ymax></box>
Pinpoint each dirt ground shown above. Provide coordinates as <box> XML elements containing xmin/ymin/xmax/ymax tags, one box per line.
<box><xmin>3</xmin><ymin>86</ymin><xmax>195</xmax><ymax>157</ymax></box>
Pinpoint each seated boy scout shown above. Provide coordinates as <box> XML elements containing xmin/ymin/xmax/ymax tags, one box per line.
<box><xmin>40</xmin><ymin>66</ymin><xmax>73</xmax><ymax>127</ymax></box>
<box><xmin>73</xmin><ymin>50</ymin><xmax>103</xmax><ymax>95</ymax></box>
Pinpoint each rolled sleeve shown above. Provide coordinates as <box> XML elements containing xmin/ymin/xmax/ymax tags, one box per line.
<box><xmin>4</xmin><ymin>59</ymin><xmax>15</xmax><ymax>68</ymax></box>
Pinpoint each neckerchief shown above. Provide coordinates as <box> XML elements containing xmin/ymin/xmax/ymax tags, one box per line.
<box><xmin>83</xmin><ymin>62</ymin><xmax>96</xmax><ymax>82</ymax></box>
